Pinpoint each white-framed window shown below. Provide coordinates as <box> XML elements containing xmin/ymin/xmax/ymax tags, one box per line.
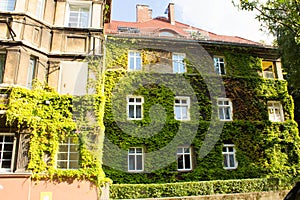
<box><xmin>174</xmin><ymin>96</ymin><xmax>190</xmax><ymax>120</ymax></box>
<box><xmin>57</xmin><ymin>137</ymin><xmax>79</xmax><ymax>169</ymax></box>
<box><xmin>214</xmin><ymin>57</ymin><xmax>226</xmax><ymax>75</ymax></box>
<box><xmin>0</xmin><ymin>53</ymin><xmax>6</xmax><ymax>83</ymax></box>
<box><xmin>127</xmin><ymin>96</ymin><xmax>143</xmax><ymax>120</ymax></box>
<box><xmin>0</xmin><ymin>134</ymin><xmax>16</xmax><ymax>172</ymax></box>
<box><xmin>36</xmin><ymin>0</ymin><xmax>45</xmax><ymax>19</ymax></box>
<box><xmin>128</xmin><ymin>147</ymin><xmax>143</xmax><ymax>172</ymax></box>
<box><xmin>26</xmin><ymin>57</ymin><xmax>37</xmax><ymax>89</ymax></box>
<box><xmin>222</xmin><ymin>144</ymin><xmax>237</xmax><ymax>170</ymax></box>
<box><xmin>66</xmin><ymin>2</ymin><xmax>91</xmax><ymax>28</ymax></box>
<box><xmin>177</xmin><ymin>147</ymin><xmax>192</xmax><ymax>171</ymax></box>
<box><xmin>173</xmin><ymin>53</ymin><xmax>186</xmax><ymax>73</ymax></box>
<box><xmin>128</xmin><ymin>51</ymin><xmax>142</xmax><ymax>71</ymax></box>
<box><xmin>262</xmin><ymin>61</ymin><xmax>275</xmax><ymax>79</ymax></box>
<box><xmin>268</xmin><ymin>101</ymin><xmax>284</xmax><ymax>122</ymax></box>
<box><xmin>0</xmin><ymin>0</ymin><xmax>16</xmax><ymax>11</ymax></box>
<box><xmin>217</xmin><ymin>98</ymin><xmax>233</xmax><ymax>121</ymax></box>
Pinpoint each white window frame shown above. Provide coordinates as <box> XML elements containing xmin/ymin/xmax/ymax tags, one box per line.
<box><xmin>222</xmin><ymin>144</ymin><xmax>238</xmax><ymax>170</ymax></box>
<box><xmin>267</xmin><ymin>101</ymin><xmax>284</xmax><ymax>122</ymax></box>
<box><xmin>128</xmin><ymin>51</ymin><xmax>142</xmax><ymax>71</ymax></box>
<box><xmin>172</xmin><ymin>53</ymin><xmax>186</xmax><ymax>73</ymax></box>
<box><xmin>128</xmin><ymin>147</ymin><xmax>144</xmax><ymax>172</ymax></box>
<box><xmin>36</xmin><ymin>0</ymin><xmax>45</xmax><ymax>19</ymax></box>
<box><xmin>217</xmin><ymin>98</ymin><xmax>233</xmax><ymax>121</ymax></box>
<box><xmin>177</xmin><ymin>147</ymin><xmax>192</xmax><ymax>171</ymax></box>
<box><xmin>57</xmin><ymin>137</ymin><xmax>79</xmax><ymax>169</ymax></box>
<box><xmin>65</xmin><ymin>1</ymin><xmax>92</xmax><ymax>28</ymax></box>
<box><xmin>174</xmin><ymin>96</ymin><xmax>190</xmax><ymax>121</ymax></box>
<box><xmin>214</xmin><ymin>56</ymin><xmax>226</xmax><ymax>75</ymax></box>
<box><xmin>127</xmin><ymin>96</ymin><xmax>143</xmax><ymax>120</ymax></box>
<box><xmin>0</xmin><ymin>133</ymin><xmax>16</xmax><ymax>173</ymax></box>
<box><xmin>0</xmin><ymin>0</ymin><xmax>16</xmax><ymax>12</ymax></box>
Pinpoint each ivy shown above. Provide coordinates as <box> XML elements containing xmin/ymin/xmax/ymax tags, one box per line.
<box><xmin>103</xmin><ymin>37</ymin><xmax>300</xmax><ymax>184</ymax></box>
<box><xmin>5</xmin><ymin>83</ymin><xmax>110</xmax><ymax>187</ymax></box>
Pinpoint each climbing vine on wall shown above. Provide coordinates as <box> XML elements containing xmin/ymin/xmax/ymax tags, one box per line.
<box><xmin>102</xmin><ymin>37</ymin><xmax>300</xmax><ymax>184</ymax></box>
<box><xmin>5</xmin><ymin>83</ymin><xmax>110</xmax><ymax>186</ymax></box>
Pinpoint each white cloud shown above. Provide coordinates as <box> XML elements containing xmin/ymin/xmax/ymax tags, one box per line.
<box><xmin>173</xmin><ymin>0</ymin><xmax>274</xmax><ymax>44</ymax></box>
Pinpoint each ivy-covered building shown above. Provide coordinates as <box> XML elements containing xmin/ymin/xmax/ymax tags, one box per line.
<box><xmin>103</xmin><ymin>3</ymin><xmax>300</xmax><ymax>184</ymax></box>
<box><xmin>0</xmin><ymin>0</ymin><xmax>111</xmax><ymax>199</ymax></box>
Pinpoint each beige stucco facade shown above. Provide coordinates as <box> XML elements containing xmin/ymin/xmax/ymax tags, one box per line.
<box><xmin>0</xmin><ymin>0</ymin><xmax>107</xmax><ymax>94</ymax></box>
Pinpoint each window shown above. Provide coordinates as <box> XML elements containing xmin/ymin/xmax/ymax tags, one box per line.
<box><xmin>262</xmin><ymin>61</ymin><xmax>275</xmax><ymax>79</ymax></box>
<box><xmin>173</xmin><ymin>53</ymin><xmax>185</xmax><ymax>73</ymax></box>
<box><xmin>222</xmin><ymin>144</ymin><xmax>237</xmax><ymax>170</ymax></box>
<box><xmin>268</xmin><ymin>101</ymin><xmax>284</xmax><ymax>122</ymax></box>
<box><xmin>57</xmin><ymin>137</ymin><xmax>79</xmax><ymax>169</ymax></box>
<box><xmin>128</xmin><ymin>147</ymin><xmax>143</xmax><ymax>172</ymax></box>
<box><xmin>66</xmin><ymin>2</ymin><xmax>91</xmax><ymax>28</ymax></box>
<box><xmin>36</xmin><ymin>0</ymin><xmax>45</xmax><ymax>19</ymax></box>
<box><xmin>0</xmin><ymin>0</ymin><xmax>16</xmax><ymax>11</ymax></box>
<box><xmin>0</xmin><ymin>53</ymin><xmax>6</xmax><ymax>83</ymax></box>
<box><xmin>26</xmin><ymin>57</ymin><xmax>37</xmax><ymax>89</ymax></box>
<box><xmin>0</xmin><ymin>134</ymin><xmax>15</xmax><ymax>172</ymax></box>
<box><xmin>217</xmin><ymin>98</ymin><xmax>233</xmax><ymax>121</ymax></box>
<box><xmin>177</xmin><ymin>147</ymin><xmax>192</xmax><ymax>171</ymax></box>
<box><xmin>128</xmin><ymin>51</ymin><xmax>142</xmax><ymax>71</ymax></box>
<box><xmin>127</xmin><ymin>96</ymin><xmax>143</xmax><ymax>120</ymax></box>
<box><xmin>214</xmin><ymin>57</ymin><xmax>226</xmax><ymax>75</ymax></box>
<box><xmin>174</xmin><ymin>97</ymin><xmax>190</xmax><ymax>120</ymax></box>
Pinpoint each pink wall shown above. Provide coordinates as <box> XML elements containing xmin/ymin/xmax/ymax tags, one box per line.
<box><xmin>0</xmin><ymin>174</ymin><xmax>107</xmax><ymax>200</ymax></box>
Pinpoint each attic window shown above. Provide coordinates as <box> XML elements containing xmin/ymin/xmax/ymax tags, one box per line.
<box><xmin>118</xmin><ymin>27</ymin><xmax>140</xmax><ymax>33</ymax></box>
<box><xmin>159</xmin><ymin>29</ymin><xmax>178</xmax><ymax>37</ymax></box>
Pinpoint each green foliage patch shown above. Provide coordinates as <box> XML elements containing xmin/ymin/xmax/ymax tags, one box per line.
<box><xmin>110</xmin><ymin>178</ymin><xmax>289</xmax><ymax>199</ymax></box>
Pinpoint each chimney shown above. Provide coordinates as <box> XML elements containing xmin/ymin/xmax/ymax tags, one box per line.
<box><xmin>136</xmin><ymin>5</ymin><xmax>152</xmax><ymax>22</ymax></box>
<box><xmin>168</xmin><ymin>3</ymin><xmax>175</xmax><ymax>25</ymax></box>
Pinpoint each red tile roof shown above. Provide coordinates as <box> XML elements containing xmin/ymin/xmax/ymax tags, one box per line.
<box><xmin>105</xmin><ymin>17</ymin><xmax>263</xmax><ymax>46</ymax></box>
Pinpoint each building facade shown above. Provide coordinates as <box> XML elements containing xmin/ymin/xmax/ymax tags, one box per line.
<box><xmin>103</xmin><ymin>4</ymin><xmax>300</xmax><ymax>184</ymax></box>
<box><xmin>0</xmin><ymin>0</ymin><xmax>111</xmax><ymax>199</ymax></box>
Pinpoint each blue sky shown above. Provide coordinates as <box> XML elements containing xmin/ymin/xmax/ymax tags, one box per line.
<box><xmin>111</xmin><ymin>0</ymin><xmax>274</xmax><ymax>44</ymax></box>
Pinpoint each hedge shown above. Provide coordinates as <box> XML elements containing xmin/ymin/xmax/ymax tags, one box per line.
<box><xmin>110</xmin><ymin>178</ymin><xmax>291</xmax><ymax>199</ymax></box>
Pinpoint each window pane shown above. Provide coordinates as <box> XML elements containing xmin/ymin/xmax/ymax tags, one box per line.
<box><xmin>136</xmin><ymin>98</ymin><xmax>141</xmax><ymax>103</ymax></box>
<box><xmin>136</xmin><ymin>105</ymin><xmax>142</xmax><ymax>118</ymax></box>
<box><xmin>177</xmin><ymin>148</ymin><xmax>183</xmax><ymax>154</ymax></box>
<box><xmin>181</xmin><ymin>106</ymin><xmax>188</xmax><ymax>119</ymax></box>
<box><xmin>224</xmin><ymin>107</ymin><xmax>231</xmax><ymax>119</ymax></box>
<box><xmin>219</xmin><ymin>108</ymin><xmax>224</xmax><ymax>119</ymax></box>
<box><xmin>175</xmin><ymin>106</ymin><xmax>181</xmax><ymax>119</ymax></box>
<box><xmin>229</xmin><ymin>155</ymin><xmax>235</xmax><ymax>167</ymax></box>
<box><xmin>57</xmin><ymin>161</ymin><xmax>67</xmax><ymax>169</ymax></box>
<box><xmin>128</xmin><ymin>155</ymin><xmax>135</xmax><ymax>170</ymax></box>
<box><xmin>129</xmin><ymin>148</ymin><xmax>135</xmax><ymax>153</ymax></box>
<box><xmin>177</xmin><ymin>155</ymin><xmax>184</xmax><ymax>169</ymax></box>
<box><xmin>69</xmin><ymin>152</ymin><xmax>79</xmax><ymax>160</ymax></box>
<box><xmin>57</xmin><ymin>153</ymin><xmax>68</xmax><ymax>160</ymax></box>
<box><xmin>136</xmin><ymin>148</ymin><xmax>142</xmax><ymax>153</ymax></box>
<box><xmin>128</xmin><ymin>105</ymin><xmax>134</xmax><ymax>118</ymax></box>
<box><xmin>223</xmin><ymin>155</ymin><xmax>228</xmax><ymax>167</ymax></box>
<box><xmin>184</xmin><ymin>154</ymin><xmax>191</xmax><ymax>169</ymax></box>
<box><xmin>69</xmin><ymin>161</ymin><xmax>79</xmax><ymax>169</ymax></box>
<box><xmin>2</xmin><ymin>161</ymin><xmax>11</xmax><ymax>168</ymax></box>
<box><xmin>3</xmin><ymin>152</ymin><xmax>12</xmax><ymax>159</ymax></box>
<box><xmin>136</xmin><ymin>155</ymin><xmax>143</xmax><ymax>170</ymax></box>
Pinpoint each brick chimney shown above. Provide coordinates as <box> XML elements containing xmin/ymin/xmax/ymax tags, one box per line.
<box><xmin>136</xmin><ymin>5</ymin><xmax>152</xmax><ymax>22</ymax></box>
<box><xmin>168</xmin><ymin>3</ymin><xmax>175</xmax><ymax>25</ymax></box>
